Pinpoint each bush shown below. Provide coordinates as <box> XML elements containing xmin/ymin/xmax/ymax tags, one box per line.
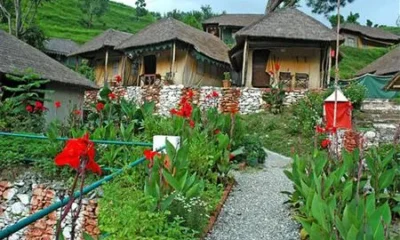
<box><xmin>235</xmin><ymin>135</ymin><xmax>267</xmax><ymax>167</ymax></box>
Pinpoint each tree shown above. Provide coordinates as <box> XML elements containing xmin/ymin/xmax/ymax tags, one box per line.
<box><xmin>346</xmin><ymin>11</ymin><xmax>359</xmax><ymax>24</ymax></box>
<box><xmin>328</xmin><ymin>14</ymin><xmax>344</xmax><ymax>27</ymax></box>
<box><xmin>135</xmin><ymin>0</ymin><xmax>147</xmax><ymax>20</ymax></box>
<box><xmin>0</xmin><ymin>0</ymin><xmax>51</xmax><ymax>38</ymax></box>
<box><xmin>200</xmin><ymin>5</ymin><xmax>213</xmax><ymax>20</ymax></box>
<box><xmin>306</xmin><ymin>0</ymin><xmax>356</xmax><ymax>15</ymax></box>
<box><xmin>366</xmin><ymin>19</ymin><xmax>373</xmax><ymax>27</ymax></box>
<box><xmin>80</xmin><ymin>0</ymin><xmax>109</xmax><ymax>28</ymax></box>
<box><xmin>328</xmin><ymin>12</ymin><xmax>360</xmax><ymax>27</ymax></box>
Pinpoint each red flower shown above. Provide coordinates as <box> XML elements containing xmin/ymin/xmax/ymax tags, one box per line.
<box><xmin>187</xmin><ymin>89</ymin><xmax>194</xmax><ymax>99</ymax></box>
<box><xmin>230</xmin><ymin>108</ymin><xmax>239</xmax><ymax>115</ymax></box>
<box><xmin>54</xmin><ymin>133</ymin><xmax>101</xmax><ymax>175</ymax></box>
<box><xmin>181</xmin><ymin>102</ymin><xmax>192</xmax><ymax>118</ymax></box>
<box><xmin>115</xmin><ymin>75</ymin><xmax>122</xmax><ymax>83</ymax></box>
<box><xmin>321</xmin><ymin>139</ymin><xmax>331</xmax><ymax>149</ymax></box>
<box><xmin>73</xmin><ymin>109</ymin><xmax>82</xmax><ymax>115</ymax></box>
<box><xmin>180</xmin><ymin>96</ymin><xmax>188</xmax><ymax>105</ymax></box>
<box><xmin>34</xmin><ymin>101</ymin><xmax>46</xmax><ymax>112</ymax></box>
<box><xmin>54</xmin><ymin>101</ymin><xmax>61</xmax><ymax>108</ymax></box>
<box><xmin>189</xmin><ymin>119</ymin><xmax>195</xmax><ymax>128</ymax></box>
<box><xmin>229</xmin><ymin>154</ymin><xmax>235</xmax><ymax>160</ymax></box>
<box><xmin>316</xmin><ymin>126</ymin><xmax>325</xmax><ymax>134</ymax></box>
<box><xmin>214</xmin><ymin>129</ymin><xmax>221</xmax><ymax>135</ymax></box>
<box><xmin>96</xmin><ymin>102</ymin><xmax>105</xmax><ymax>112</ymax></box>
<box><xmin>108</xmin><ymin>92</ymin><xmax>117</xmax><ymax>100</ymax></box>
<box><xmin>143</xmin><ymin>149</ymin><xmax>161</xmax><ymax>168</ymax></box>
<box><xmin>274</xmin><ymin>63</ymin><xmax>280</xmax><ymax>72</ymax></box>
<box><xmin>26</xmin><ymin>105</ymin><xmax>33</xmax><ymax>113</ymax></box>
<box><xmin>212</xmin><ymin>91</ymin><xmax>219</xmax><ymax>98</ymax></box>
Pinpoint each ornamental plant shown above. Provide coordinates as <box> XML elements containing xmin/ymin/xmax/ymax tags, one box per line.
<box><xmin>54</xmin><ymin>133</ymin><xmax>101</xmax><ymax>240</ymax></box>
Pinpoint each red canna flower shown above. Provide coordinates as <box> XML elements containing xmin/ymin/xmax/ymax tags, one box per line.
<box><xmin>73</xmin><ymin>109</ymin><xmax>82</xmax><ymax>115</ymax></box>
<box><xmin>26</xmin><ymin>105</ymin><xmax>33</xmax><ymax>113</ymax></box>
<box><xmin>321</xmin><ymin>139</ymin><xmax>331</xmax><ymax>149</ymax></box>
<box><xmin>54</xmin><ymin>101</ymin><xmax>61</xmax><ymax>109</ymax></box>
<box><xmin>189</xmin><ymin>119</ymin><xmax>195</xmax><ymax>128</ymax></box>
<box><xmin>108</xmin><ymin>92</ymin><xmax>117</xmax><ymax>100</ymax></box>
<box><xmin>34</xmin><ymin>101</ymin><xmax>46</xmax><ymax>112</ymax></box>
<box><xmin>316</xmin><ymin>125</ymin><xmax>325</xmax><ymax>134</ymax></box>
<box><xmin>274</xmin><ymin>63</ymin><xmax>280</xmax><ymax>72</ymax></box>
<box><xmin>214</xmin><ymin>129</ymin><xmax>221</xmax><ymax>135</ymax></box>
<box><xmin>181</xmin><ymin>102</ymin><xmax>192</xmax><ymax>118</ymax></box>
<box><xmin>212</xmin><ymin>91</ymin><xmax>219</xmax><ymax>98</ymax></box>
<box><xmin>96</xmin><ymin>102</ymin><xmax>105</xmax><ymax>112</ymax></box>
<box><xmin>143</xmin><ymin>149</ymin><xmax>161</xmax><ymax>168</ymax></box>
<box><xmin>115</xmin><ymin>75</ymin><xmax>122</xmax><ymax>83</ymax></box>
<box><xmin>180</xmin><ymin>96</ymin><xmax>188</xmax><ymax>105</ymax></box>
<box><xmin>187</xmin><ymin>89</ymin><xmax>194</xmax><ymax>99</ymax></box>
<box><xmin>54</xmin><ymin>133</ymin><xmax>101</xmax><ymax>175</ymax></box>
<box><xmin>230</xmin><ymin>108</ymin><xmax>239</xmax><ymax>115</ymax></box>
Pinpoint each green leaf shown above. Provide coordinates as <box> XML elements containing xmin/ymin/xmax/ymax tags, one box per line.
<box><xmin>311</xmin><ymin>194</ymin><xmax>327</xmax><ymax>230</ymax></box>
<box><xmin>160</xmin><ymin>192</ymin><xmax>177</xmax><ymax>211</ymax></box>
<box><xmin>162</xmin><ymin>170</ymin><xmax>180</xmax><ymax>191</ymax></box>
<box><xmin>165</xmin><ymin>140</ymin><xmax>176</xmax><ymax>161</ymax></box>
<box><xmin>342</xmin><ymin>181</ymin><xmax>353</xmax><ymax>202</ymax></box>
<box><xmin>346</xmin><ymin>225</ymin><xmax>359</xmax><ymax>240</ymax></box>
<box><xmin>83</xmin><ymin>232</ymin><xmax>95</xmax><ymax>240</ymax></box>
<box><xmin>378</xmin><ymin>168</ymin><xmax>395</xmax><ymax>190</ymax></box>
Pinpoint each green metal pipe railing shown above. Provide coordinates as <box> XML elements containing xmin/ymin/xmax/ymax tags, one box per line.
<box><xmin>0</xmin><ymin>146</ymin><xmax>165</xmax><ymax>239</ymax></box>
<box><xmin>0</xmin><ymin>132</ymin><xmax>153</xmax><ymax>147</ymax></box>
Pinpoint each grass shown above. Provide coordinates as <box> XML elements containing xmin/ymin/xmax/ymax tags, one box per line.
<box><xmin>338</xmin><ymin>46</ymin><xmax>391</xmax><ymax>79</ymax></box>
<box><xmin>381</xmin><ymin>26</ymin><xmax>400</xmax><ymax>36</ymax></box>
<box><xmin>0</xmin><ymin>0</ymin><xmax>155</xmax><ymax>43</ymax></box>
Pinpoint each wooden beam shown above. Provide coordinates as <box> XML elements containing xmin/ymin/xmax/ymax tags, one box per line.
<box><xmin>241</xmin><ymin>39</ymin><xmax>249</xmax><ymax>87</ymax></box>
<box><xmin>121</xmin><ymin>55</ymin><xmax>127</xmax><ymax>86</ymax></box>
<box><xmin>327</xmin><ymin>46</ymin><xmax>332</xmax><ymax>87</ymax></box>
<box><xmin>171</xmin><ymin>41</ymin><xmax>176</xmax><ymax>81</ymax></box>
<box><xmin>104</xmin><ymin>49</ymin><xmax>109</xmax><ymax>87</ymax></box>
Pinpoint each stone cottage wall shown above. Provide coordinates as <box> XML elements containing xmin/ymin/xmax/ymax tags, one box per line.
<box><xmin>84</xmin><ymin>85</ymin><xmax>306</xmax><ymax>115</ymax></box>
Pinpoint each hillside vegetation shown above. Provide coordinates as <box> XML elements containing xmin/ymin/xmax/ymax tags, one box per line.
<box><xmin>338</xmin><ymin>46</ymin><xmax>390</xmax><ymax>79</ymax></box>
<box><xmin>1</xmin><ymin>0</ymin><xmax>155</xmax><ymax>43</ymax></box>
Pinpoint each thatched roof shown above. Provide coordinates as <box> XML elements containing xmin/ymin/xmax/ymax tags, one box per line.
<box><xmin>235</xmin><ymin>8</ymin><xmax>338</xmax><ymax>42</ymax></box>
<box><xmin>0</xmin><ymin>30</ymin><xmax>97</xmax><ymax>89</ymax></box>
<box><xmin>43</xmin><ymin>38</ymin><xmax>80</xmax><ymax>56</ymax></box>
<box><xmin>340</xmin><ymin>23</ymin><xmax>400</xmax><ymax>42</ymax></box>
<box><xmin>357</xmin><ymin>46</ymin><xmax>400</xmax><ymax>76</ymax></box>
<box><xmin>69</xmin><ymin>29</ymin><xmax>133</xmax><ymax>57</ymax></box>
<box><xmin>116</xmin><ymin>18</ymin><xmax>230</xmax><ymax>64</ymax></box>
<box><xmin>203</xmin><ymin>14</ymin><xmax>263</xmax><ymax>27</ymax></box>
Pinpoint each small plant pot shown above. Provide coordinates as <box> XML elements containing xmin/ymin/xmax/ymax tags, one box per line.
<box><xmin>222</xmin><ymin>80</ymin><xmax>231</xmax><ymax>88</ymax></box>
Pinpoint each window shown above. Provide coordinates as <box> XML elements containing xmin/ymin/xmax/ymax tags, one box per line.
<box><xmin>346</xmin><ymin>37</ymin><xmax>357</xmax><ymax>47</ymax></box>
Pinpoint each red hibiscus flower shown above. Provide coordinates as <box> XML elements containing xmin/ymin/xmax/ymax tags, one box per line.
<box><xmin>316</xmin><ymin>125</ymin><xmax>325</xmax><ymax>134</ymax></box>
<box><xmin>214</xmin><ymin>129</ymin><xmax>221</xmax><ymax>135</ymax></box>
<box><xmin>73</xmin><ymin>109</ymin><xmax>82</xmax><ymax>115</ymax></box>
<box><xmin>274</xmin><ymin>63</ymin><xmax>280</xmax><ymax>72</ymax></box>
<box><xmin>96</xmin><ymin>102</ymin><xmax>105</xmax><ymax>112</ymax></box>
<box><xmin>115</xmin><ymin>75</ymin><xmax>122</xmax><ymax>83</ymax></box>
<box><xmin>321</xmin><ymin>139</ymin><xmax>331</xmax><ymax>149</ymax></box>
<box><xmin>108</xmin><ymin>92</ymin><xmax>117</xmax><ymax>100</ymax></box>
<box><xmin>54</xmin><ymin>101</ymin><xmax>61</xmax><ymax>108</ymax></box>
<box><xmin>189</xmin><ymin>119</ymin><xmax>195</xmax><ymax>128</ymax></box>
<box><xmin>54</xmin><ymin>133</ymin><xmax>101</xmax><ymax>175</ymax></box>
<box><xmin>212</xmin><ymin>91</ymin><xmax>219</xmax><ymax>98</ymax></box>
<box><xmin>26</xmin><ymin>105</ymin><xmax>33</xmax><ymax>113</ymax></box>
<box><xmin>143</xmin><ymin>149</ymin><xmax>161</xmax><ymax>168</ymax></box>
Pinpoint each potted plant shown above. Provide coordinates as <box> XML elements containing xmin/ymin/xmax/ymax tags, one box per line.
<box><xmin>222</xmin><ymin>72</ymin><xmax>231</xmax><ymax>88</ymax></box>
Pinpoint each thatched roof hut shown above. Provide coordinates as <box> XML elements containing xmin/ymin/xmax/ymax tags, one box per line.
<box><xmin>116</xmin><ymin>17</ymin><xmax>230</xmax><ymax>65</ymax></box>
<box><xmin>43</xmin><ymin>38</ymin><xmax>80</xmax><ymax>56</ymax></box>
<box><xmin>340</xmin><ymin>24</ymin><xmax>400</xmax><ymax>48</ymax></box>
<box><xmin>69</xmin><ymin>29</ymin><xmax>133</xmax><ymax>58</ymax></box>
<box><xmin>0</xmin><ymin>30</ymin><xmax>96</xmax><ymax>89</ymax></box>
<box><xmin>203</xmin><ymin>14</ymin><xmax>263</xmax><ymax>28</ymax></box>
<box><xmin>357</xmin><ymin>46</ymin><xmax>400</xmax><ymax>76</ymax></box>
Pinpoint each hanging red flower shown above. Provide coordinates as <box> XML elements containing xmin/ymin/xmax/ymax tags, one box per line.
<box><xmin>26</xmin><ymin>105</ymin><xmax>33</xmax><ymax>113</ymax></box>
<box><xmin>108</xmin><ymin>92</ymin><xmax>117</xmax><ymax>100</ymax></box>
<box><xmin>321</xmin><ymin>139</ymin><xmax>331</xmax><ymax>149</ymax></box>
<box><xmin>143</xmin><ymin>149</ymin><xmax>161</xmax><ymax>168</ymax></box>
<box><xmin>316</xmin><ymin>125</ymin><xmax>325</xmax><ymax>133</ymax></box>
<box><xmin>274</xmin><ymin>63</ymin><xmax>280</xmax><ymax>72</ymax></box>
<box><xmin>54</xmin><ymin>133</ymin><xmax>101</xmax><ymax>175</ymax></box>
<box><xmin>54</xmin><ymin>101</ymin><xmax>61</xmax><ymax>108</ymax></box>
<box><xmin>115</xmin><ymin>75</ymin><xmax>122</xmax><ymax>83</ymax></box>
<box><xmin>189</xmin><ymin>119</ymin><xmax>195</xmax><ymax>128</ymax></box>
<box><xmin>96</xmin><ymin>102</ymin><xmax>105</xmax><ymax>112</ymax></box>
<box><xmin>73</xmin><ymin>109</ymin><xmax>82</xmax><ymax>115</ymax></box>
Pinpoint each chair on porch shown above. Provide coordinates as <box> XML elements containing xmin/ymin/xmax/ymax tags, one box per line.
<box><xmin>295</xmin><ymin>73</ymin><xmax>309</xmax><ymax>89</ymax></box>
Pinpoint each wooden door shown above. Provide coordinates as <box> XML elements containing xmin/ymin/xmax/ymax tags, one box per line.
<box><xmin>252</xmin><ymin>50</ymin><xmax>270</xmax><ymax>87</ymax></box>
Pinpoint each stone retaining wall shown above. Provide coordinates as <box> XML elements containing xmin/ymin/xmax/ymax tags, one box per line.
<box><xmin>84</xmin><ymin>85</ymin><xmax>307</xmax><ymax>115</ymax></box>
<box><xmin>0</xmin><ymin>173</ymin><xmax>100</xmax><ymax>240</ymax></box>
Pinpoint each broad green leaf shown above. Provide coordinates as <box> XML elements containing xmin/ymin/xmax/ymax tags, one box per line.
<box><xmin>162</xmin><ymin>170</ymin><xmax>180</xmax><ymax>190</ymax></box>
<box><xmin>309</xmin><ymin>223</ymin><xmax>330</xmax><ymax>240</ymax></box>
<box><xmin>346</xmin><ymin>225</ymin><xmax>359</xmax><ymax>240</ymax></box>
<box><xmin>342</xmin><ymin>181</ymin><xmax>353</xmax><ymax>202</ymax></box>
<box><xmin>378</xmin><ymin>168</ymin><xmax>395</xmax><ymax>190</ymax></box>
<box><xmin>311</xmin><ymin>194</ymin><xmax>327</xmax><ymax>230</ymax></box>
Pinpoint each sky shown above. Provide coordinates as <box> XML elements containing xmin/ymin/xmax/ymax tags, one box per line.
<box><xmin>114</xmin><ymin>0</ymin><xmax>400</xmax><ymax>27</ymax></box>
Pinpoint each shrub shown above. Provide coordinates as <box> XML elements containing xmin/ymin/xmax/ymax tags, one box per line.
<box><xmin>262</xmin><ymin>83</ymin><xmax>286</xmax><ymax>114</ymax></box>
<box><xmin>234</xmin><ymin>135</ymin><xmax>266</xmax><ymax>167</ymax></box>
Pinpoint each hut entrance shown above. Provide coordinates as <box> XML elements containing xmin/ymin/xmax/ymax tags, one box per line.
<box><xmin>252</xmin><ymin>50</ymin><xmax>270</xmax><ymax>87</ymax></box>
<box><xmin>144</xmin><ymin>55</ymin><xmax>156</xmax><ymax>74</ymax></box>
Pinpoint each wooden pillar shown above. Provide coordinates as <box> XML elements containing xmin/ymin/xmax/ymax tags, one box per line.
<box><xmin>104</xmin><ymin>49</ymin><xmax>109</xmax><ymax>87</ymax></box>
<box><xmin>327</xmin><ymin>45</ymin><xmax>332</xmax><ymax>87</ymax></box>
<box><xmin>171</xmin><ymin>41</ymin><xmax>176</xmax><ymax>81</ymax></box>
<box><xmin>121</xmin><ymin>55</ymin><xmax>127</xmax><ymax>86</ymax></box>
<box><xmin>241</xmin><ymin>39</ymin><xmax>249</xmax><ymax>87</ymax></box>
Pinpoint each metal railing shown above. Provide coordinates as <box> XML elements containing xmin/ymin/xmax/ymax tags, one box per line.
<box><xmin>0</xmin><ymin>132</ymin><xmax>162</xmax><ymax>239</ymax></box>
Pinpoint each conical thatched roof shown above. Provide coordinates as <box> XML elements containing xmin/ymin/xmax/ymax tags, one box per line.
<box><xmin>357</xmin><ymin>46</ymin><xmax>400</xmax><ymax>76</ymax></box>
<box><xmin>69</xmin><ymin>29</ymin><xmax>133</xmax><ymax>57</ymax></box>
<box><xmin>43</xmin><ymin>38</ymin><xmax>80</xmax><ymax>56</ymax></box>
<box><xmin>340</xmin><ymin>23</ymin><xmax>400</xmax><ymax>42</ymax></box>
<box><xmin>203</xmin><ymin>14</ymin><xmax>263</xmax><ymax>27</ymax></box>
<box><xmin>0</xmin><ymin>30</ymin><xmax>97</xmax><ymax>89</ymax></box>
<box><xmin>235</xmin><ymin>8</ymin><xmax>338</xmax><ymax>42</ymax></box>
<box><xmin>116</xmin><ymin>18</ymin><xmax>230</xmax><ymax>64</ymax></box>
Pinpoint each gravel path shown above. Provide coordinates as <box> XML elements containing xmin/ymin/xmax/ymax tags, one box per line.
<box><xmin>206</xmin><ymin>150</ymin><xmax>300</xmax><ymax>240</ymax></box>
